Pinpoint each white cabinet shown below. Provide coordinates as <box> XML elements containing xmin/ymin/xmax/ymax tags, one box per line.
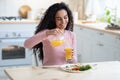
<box><xmin>0</xmin><ymin>23</ymin><xmax>36</xmax><ymax>31</ymax></box>
<box><xmin>114</xmin><ymin>48</ymin><xmax>120</xmax><ymax>61</ymax></box>
<box><xmin>74</xmin><ymin>25</ymin><xmax>93</xmax><ymax>62</ymax></box>
<box><xmin>91</xmin><ymin>41</ymin><xmax>116</xmax><ymax>62</ymax></box>
<box><xmin>114</xmin><ymin>36</ymin><xmax>120</xmax><ymax>61</ymax></box>
<box><xmin>91</xmin><ymin>31</ymin><xmax>117</xmax><ymax>62</ymax></box>
<box><xmin>74</xmin><ymin>26</ymin><xmax>83</xmax><ymax>62</ymax></box>
<box><xmin>74</xmin><ymin>25</ymin><xmax>120</xmax><ymax>63</ymax></box>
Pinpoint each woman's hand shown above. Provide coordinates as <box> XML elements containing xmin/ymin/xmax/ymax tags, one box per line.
<box><xmin>65</xmin><ymin>48</ymin><xmax>75</xmax><ymax>63</ymax></box>
<box><xmin>46</xmin><ymin>28</ymin><xmax>64</xmax><ymax>36</ymax></box>
<box><xmin>71</xmin><ymin>49</ymin><xmax>74</xmax><ymax>59</ymax></box>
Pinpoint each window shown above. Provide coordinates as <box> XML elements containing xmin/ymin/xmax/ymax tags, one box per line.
<box><xmin>85</xmin><ymin>0</ymin><xmax>120</xmax><ymax>23</ymax></box>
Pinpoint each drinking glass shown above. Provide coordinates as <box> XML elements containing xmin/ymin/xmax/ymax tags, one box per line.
<box><xmin>64</xmin><ymin>47</ymin><xmax>73</xmax><ymax>63</ymax></box>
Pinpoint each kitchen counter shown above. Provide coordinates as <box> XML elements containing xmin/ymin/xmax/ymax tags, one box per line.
<box><xmin>0</xmin><ymin>20</ymin><xmax>40</xmax><ymax>24</ymax></box>
<box><xmin>75</xmin><ymin>21</ymin><xmax>120</xmax><ymax>36</ymax></box>
<box><xmin>0</xmin><ymin>19</ymin><xmax>120</xmax><ymax>36</ymax></box>
<box><xmin>4</xmin><ymin>61</ymin><xmax>120</xmax><ymax>80</ymax></box>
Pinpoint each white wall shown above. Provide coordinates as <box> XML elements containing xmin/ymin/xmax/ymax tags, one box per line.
<box><xmin>0</xmin><ymin>0</ymin><xmax>69</xmax><ymax>16</ymax></box>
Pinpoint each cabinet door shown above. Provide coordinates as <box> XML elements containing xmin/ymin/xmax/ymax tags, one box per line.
<box><xmin>91</xmin><ymin>30</ymin><xmax>117</xmax><ymax>62</ymax></box>
<box><xmin>74</xmin><ymin>26</ymin><xmax>84</xmax><ymax>62</ymax></box>
<box><xmin>91</xmin><ymin>41</ymin><xmax>115</xmax><ymax>62</ymax></box>
<box><xmin>95</xmin><ymin>31</ymin><xmax>116</xmax><ymax>46</ymax></box>
<box><xmin>116</xmin><ymin>36</ymin><xmax>120</xmax><ymax>47</ymax></box>
<box><xmin>81</xmin><ymin>39</ymin><xmax>92</xmax><ymax>62</ymax></box>
<box><xmin>114</xmin><ymin>49</ymin><xmax>120</xmax><ymax>61</ymax></box>
<box><xmin>115</xmin><ymin>36</ymin><xmax>120</xmax><ymax>61</ymax></box>
<box><xmin>74</xmin><ymin>26</ymin><xmax>93</xmax><ymax>62</ymax></box>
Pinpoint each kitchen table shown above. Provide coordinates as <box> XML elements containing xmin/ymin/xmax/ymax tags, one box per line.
<box><xmin>4</xmin><ymin>61</ymin><xmax>120</xmax><ymax>80</ymax></box>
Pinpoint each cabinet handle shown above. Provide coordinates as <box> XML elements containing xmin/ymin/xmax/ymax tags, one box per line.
<box><xmin>116</xmin><ymin>37</ymin><xmax>120</xmax><ymax>40</ymax></box>
<box><xmin>118</xmin><ymin>37</ymin><xmax>120</xmax><ymax>40</ymax></box>
<box><xmin>79</xmin><ymin>28</ymin><xmax>83</xmax><ymax>30</ymax></box>
<box><xmin>98</xmin><ymin>43</ymin><xmax>104</xmax><ymax>46</ymax></box>
<box><xmin>0</xmin><ymin>40</ymin><xmax>2</xmax><ymax>43</ymax></box>
<box><xmin>99</xmin><ymin>32</ymin><xmax>104</xmax><ymax>35</ymax></box>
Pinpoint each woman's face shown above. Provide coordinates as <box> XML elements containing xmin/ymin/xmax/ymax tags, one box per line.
<box><xmin>55</xmin><ymin>9</ymin><xmax>69</xmax><ymax>30</ymax></box>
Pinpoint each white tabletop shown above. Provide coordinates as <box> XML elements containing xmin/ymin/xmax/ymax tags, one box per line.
<box><xmin>4</xmin><ymin>61</ymin><xmax>120</xmax><ymax>80</ymax></box>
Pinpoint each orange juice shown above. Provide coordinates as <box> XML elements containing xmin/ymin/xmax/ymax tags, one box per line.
<box><xmin>64</xmin><ymin>47</ymin><xmax>72</xmax><ymax>60</ymax></box>
<box><xmin>50</xmin><ymin>40</ymin><xmax>64</xmax><ymax>47</ymax></box>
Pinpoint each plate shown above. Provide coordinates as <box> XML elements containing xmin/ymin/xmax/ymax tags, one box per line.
<box><xmin>60</xmin><ymin>64</ymin><xmax>92</xmax><ymax>73</ymax></box>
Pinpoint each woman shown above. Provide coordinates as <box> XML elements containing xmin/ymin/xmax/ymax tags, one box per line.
<box><xmin>24</xmin><ymin>2</ymin><xmax>77</xmax><ymax>65</ymax></box>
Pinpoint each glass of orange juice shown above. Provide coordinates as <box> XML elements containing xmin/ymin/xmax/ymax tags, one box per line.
<box><xmin>64</xmin><ymin>47</ymin><xmax>73</xmax><ymax>63</ymax></box>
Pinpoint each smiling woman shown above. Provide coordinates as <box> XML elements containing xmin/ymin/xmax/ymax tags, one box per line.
<box><xmin>24</xmin><ymin>2</ymin><xmax>77</xmax><ymax>66</ymax></box>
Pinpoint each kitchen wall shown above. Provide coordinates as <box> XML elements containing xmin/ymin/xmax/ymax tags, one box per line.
<box><xmin>0</xmin><ymin>0</ymin><xmax>69</xmax><ymax>16</ymax></box>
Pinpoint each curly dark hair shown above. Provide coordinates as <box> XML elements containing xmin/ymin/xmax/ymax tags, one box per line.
<box><xmin>33</xmin><ymin>2</ymin><xmax>74</xmax><ymax>61</ymax></box>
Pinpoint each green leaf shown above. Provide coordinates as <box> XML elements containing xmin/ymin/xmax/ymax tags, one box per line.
<box><xmin>80</xmin><ymin>66</ymin><xmax>85</xmax><ymax>71</ymax></box>
<box><xmin>107</xmin><ymin>17</ymin><xmax>111</xmax><ymax>23</ymax></box>
<box><xmin>85</xmin><ymin>65</ymin><xmax>92</xmax><ymax>70</ymax></box>
<box><xmin>79</xmin><ymin>65</ymin><xmax>92</xmax><ymax>71</ymax></box>
<box><xmin>106</xmin><ymin>9</ymin><xmax>110</xmax><ymax>15</ymax></box>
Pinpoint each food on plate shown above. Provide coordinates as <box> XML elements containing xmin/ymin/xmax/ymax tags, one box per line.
<box><xmin>64</xmin><ymin>64</ymin><xmax>92</xmax><ymax>72</ymax></box>
<box><xmin>79</xmin><ymin>65</ymin><xmax>91</xmax><ymax>71</ymax></box>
